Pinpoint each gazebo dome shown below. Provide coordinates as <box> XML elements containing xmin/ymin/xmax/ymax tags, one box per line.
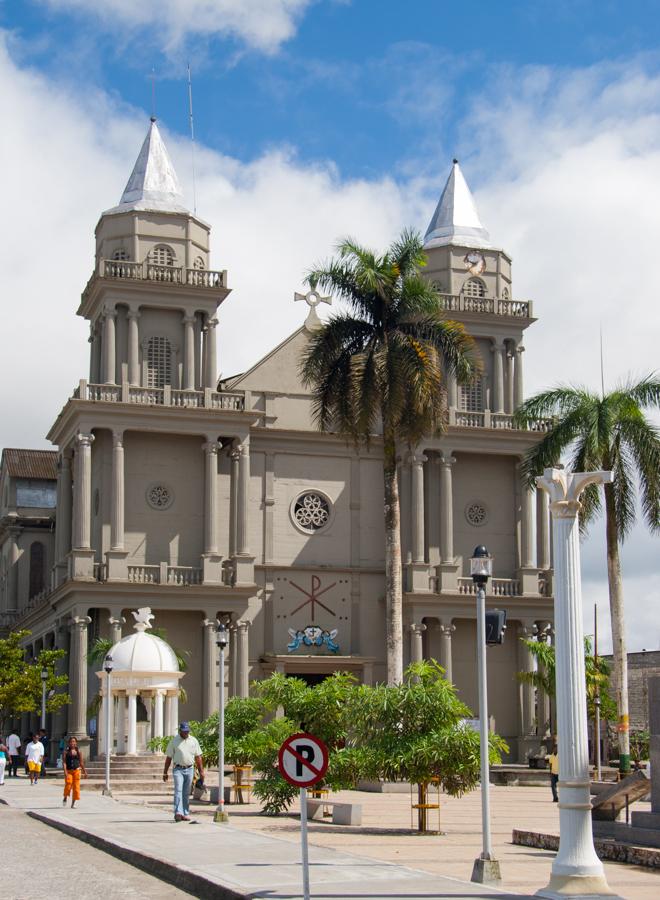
<box><xmin>110</xmin><ymin>630</ymin><xmax>179</xmax><ymax>674</ymax></box>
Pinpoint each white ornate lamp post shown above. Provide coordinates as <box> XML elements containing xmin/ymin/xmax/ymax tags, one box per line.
<box><xmin>40</xmin><ymin>668</ymin><xmax>48</xmax><ymax>730</ymax></box>
<box><xmin>102</xmin><ymin>653</ymin><xmax>113</xmax><ymax>797</ymax></box>
<box><xmin>536</xmin><ymin>468</ymin><xmax>616</xmax><ymax>899</ymax></box>
<box><xmin>214</xmin><ymin>622</ymin><xmax>229</xmax><ymax>823</ymax></box>
<box><xmin>470</xmin><ymin>545</ymin><xmax>501</xmax><ymax>886</ymax></box>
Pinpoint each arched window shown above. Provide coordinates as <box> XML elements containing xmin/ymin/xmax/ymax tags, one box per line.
<box><xmin>29</xmin><ymin>542</ymin><xmax>45</xmax><ymax>599</ymax></box>
<box><xmin>459</xmin><ymin>378</ymin><xmax>484</xmax><ymax>412</ymax></box>
<box><xmin>193</xmin><ymin>256</ymin><xmax>205</xmax><ymax>270</ymax></box>
<box><xmin>146</xmin><ymin>336</ymin><xmax>172</xmax><ymax>388</ymax></box>
<box><xmin>150</xmin><ymin>245</ymin><xmax>174</xmax><ymax>267</ymax></box>
<box><xmin>463</xmin><ymin>277</ymin><xmax>486</xmax><ymax>298</ymax></box>
<box><xmin>112</xmin><ymin>248</ymin><xmax>128</xmax><ymax>261</ymax></box>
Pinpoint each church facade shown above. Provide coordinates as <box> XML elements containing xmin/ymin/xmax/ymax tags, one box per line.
<box><xmin>0</xmin><ymin>122</ymin><xmax>554</xmax><ymax>762</ymax></box>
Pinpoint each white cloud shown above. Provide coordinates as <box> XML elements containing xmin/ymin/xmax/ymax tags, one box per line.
<box><xmin>38</xmin><ymin>0</ymin><xmax>314</xmax><ymax>53</ymax></box>
<box><xmin>1</xmin><ymin>37</ymin><xmax>659</xmax><ymax>652</ymax></box>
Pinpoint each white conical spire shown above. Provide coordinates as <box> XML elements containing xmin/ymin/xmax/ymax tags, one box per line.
<box><xmin>423</xmin><ymin>159</ymin><xmax>492</xmax><ymax>250</ymax></box>
<box><xmin>104</xmin><ymin>118</ymin><xmax>188</xmax><ymax>215</ymax></box>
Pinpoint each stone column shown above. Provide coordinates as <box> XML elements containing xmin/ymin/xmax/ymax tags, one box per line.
<box><xmin>237</xmin><ymin>441</ymin><xmax>250</xmax><ymax>556</ymax></box>
<box><xmin>126</xmin><ymin>691</ymin><xmax>138</xmax><ymax>755</ymax></box>
<box><xmin>202</xmin><ymin>618</ymin><xmax>218</xmax><ymax>719</ymax></box>
<box><xmin>153</xmin><ymin>690</ymin><xmax>165</xmax><ymax>740</ymax></box>
<box><xmin>229</xmin><ymin>446</ymin><xmax>240</xmax><ymax>557</ymax></box>
<box><xmin>116</xmin><ymin>694</ymin><xmax>126</xmax><ymax>753</ymax></box>
<box><xmin>73</xmin><ymin>433</ymin><xmax>94</xmax><ymax>550</ymax></box>
<box><xmin>518</xmin><ymin>621</ymin><xmax>537</xmax><ymax>741</ymax></box>
<box><xmin>183</xmin><ymin>314</ymin><xmax>196</xmax><ymax>390</ymax></box>
<box><xmin>202</xmin><ymin>441</ymin><xmax>222</xmax><ymax>583</ymax></box>
<box><xmin>537</xmin><ymin>489</ymin><xmax>551</xmax><ymax>570</ymax></box>
<box><xmin>108</xmin><ymin>613</ymin><xmax>125</xmax><ymax>643</ymax></box>
<box><xmin>514</xmin><ymin>343</ymin><xmax>525</xmax><ymax>409</ymax></box>
<box><xmin>127</xmin><ymin>310</ymin><xmax>140</xmax><ymax>386</ymax></box>
<box><xmin>491</xmin><ymin>340</ymin><xmax>506</xmax><ymax>414</ymax></box>
<box><xmin>110</xmin><ymin>432</ymin><xmax>124</xmax><ymax>550</ymax></box>
<box><xmin>205</xmin><ymin>317</ymin><xmax>218</xmax><ymax>389</ymax></box>
<box><xmin>506</xmin><ymin>345</ymin><xmax>515</xmax><ymax>414</ymax></box>
<box><xmin>55</xmin><ymin>451</ymin><xmax>73</xmax><ymax>570</ymax></box>
<box><xmin>237</xmin><ymin>621</ymin><xmax>250</xmax><ymax>698</ymax></box>
<box><xmin>447</xmin><ymin>372</ymin><xmax>457</xmax><ymax>410</ymax></box>
<box><xmin>103</xmin><ymin>308</ymin><xmax>117</xmax><ymax>384</ymax></box>
<box><xmin>68</xmin><ymin>616</ymin><xmax>92</xmax><ymax>742</ymax></box>
<box><xmin>438</xmin><ymin>622</ymin><xmax>455</xmax><ymax>682</ymax></box>
<box><xmin>410</xmin><ymin>452</ymin><xmax>426</xmax><ymax>564</ymax></box>
<box><xmin>439</xmin><ymin>454</ymin><xmax>456</xmax><ymax>563</ymax></box>
<box><xmin>536</xmin><ymin>467</ymin><xmax>613</xmax><ymax>898</ymax></box>
<box><xmin>409</xmin><ymin>623</ymin><xmax>425</xmax><ymax>664</ymax></box>
<box><xmin>89</xmin><ymin>322</ymin><xmax>100</xmax><ymax>384</ymax></box>
<box><xmin>520</xmin><ymin>474</ymin><xmax>536</xmax><ymax>569</ymax></box>
<box><xmin>537</xmin><ymin>624</ymin><xmax>553</xmax><ymax>738</ymax></box>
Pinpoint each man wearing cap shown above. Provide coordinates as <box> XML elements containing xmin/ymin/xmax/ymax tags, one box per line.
<box><xmin>163</xmin><ymin>722</ymin><xmax>205</xmax><ymax>822</ymax></box>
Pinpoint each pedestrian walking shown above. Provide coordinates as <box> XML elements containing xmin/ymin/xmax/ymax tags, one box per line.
<box><xmin>38</xmin><ymin>729</ymin><xmax>49</xmax><ymax>778</ymax></box>
<box><xmin>6</xmin><ymin>730</ymin><xmax>20</xmax><ymax>777</ymax></box>
<box><xmin>162</xmin><ymin>722</ymin><xmax>205</xmax><ymax>823</ymax></box>
<box><xmin>547</xmin><ymin>743</ymin><xmax>559</xmax><ymax>802</ymax></box>
<box><xmin>62</xmin><ymin>737</ymin><xmax>87</xmax><ymax>808</ymax></box>
<box><xmin>0</xmin><ymin>737</ymin><xmax>9</xmax><ymax>785</ymax></box>
<box><xmin>26</xmin><ymin>734</ymin><xmax>44</xmax><ymax>785</ymax></box>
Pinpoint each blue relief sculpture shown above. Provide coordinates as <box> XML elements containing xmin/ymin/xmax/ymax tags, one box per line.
<box><xmin>287</xmin><ymin>625</ymin><xmax>340</xmax><ymax>654</ymax></box>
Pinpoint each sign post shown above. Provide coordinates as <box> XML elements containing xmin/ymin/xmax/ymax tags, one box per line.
<box><xmin>278</xmin><ymin>732</ymin><xmax>329</xmax><ymax>900</ymax></box>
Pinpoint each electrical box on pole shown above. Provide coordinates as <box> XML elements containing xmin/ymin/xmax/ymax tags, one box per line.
<box><xmin>485</xmin><ymin>609</ymin><xmax>507</xmax><ymax>645</ymax></box>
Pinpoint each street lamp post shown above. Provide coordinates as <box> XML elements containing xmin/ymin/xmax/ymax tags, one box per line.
<box><xmin>102</xmin><ymin>654</ymin><xmax>113</xmax><ymax>797</ymax></box>
<box><xmin>40</xmin><ymin>668</ymin><xmax>48</xmax><ymax>730</ymax></box>
<box><xmin>470</xmin><ymin>545</ymin><xmax>501</xmax><ymax>886</ymax></box>
<box><xmin>536</xmin><ymin>467</ymin><xmax>615</xmax><ymax>900</ymax></box>
<box><xmin>214</xmin><ymin>622</ymin><xmax>229</xmax><ymax>823</ymax></box>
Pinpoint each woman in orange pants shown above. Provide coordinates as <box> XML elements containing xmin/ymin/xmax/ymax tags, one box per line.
<box><xmin>62</xmin><ymin>736</ymin><xmax>87</xmax><ymax>808</ymax></box>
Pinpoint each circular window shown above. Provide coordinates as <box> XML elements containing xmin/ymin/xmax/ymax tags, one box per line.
<box><xmin>291</xmin><ymin>491</ymin><xmax>332</xmax><ymax>534</ymax></box>
<box><xmin>465</xmin><ymin>501</ymin><xmax>488</xmax><ymax>527</ymax></box>
<box><xmin>146</xmin><ymin>483</ymin><xmax>174</xmax><ymax>511</ymax></box>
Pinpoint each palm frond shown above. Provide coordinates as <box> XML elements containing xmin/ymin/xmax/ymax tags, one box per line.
<box><xmin>618</xmin><ymin>414</ymin><xmax>660</xmax><ymax>533</ymax></box>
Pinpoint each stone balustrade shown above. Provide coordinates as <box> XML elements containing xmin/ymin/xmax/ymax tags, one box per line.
<box><xmin>438</xmin><ymin>292</ymin><xmax>532</xmax><ymax>318</ymax></box>
<box><xmin>84</xmin><ymin>259</ymin><xmax>228</xmax><ymax>293</ymax></box>
<box><xmin>457</xmin><ymin>576</ymin><xmax>522</xmax><ymax>597</ymax></box>
<box><xmin>448</xmin><ymin>407</ymin><xmax>553</xmax><ymax>432</ymax></box>
<box><xmin>74</xmin><ymin>380</ymin><xmax>245</xmax><ymax>411</ymax></box>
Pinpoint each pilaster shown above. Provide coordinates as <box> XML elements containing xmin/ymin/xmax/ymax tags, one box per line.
<box><xmin>68</xmin><ymin>615</ymin><xmax>92</xmax><ymax>749</ymax></box>
<box><xmin>71</xmin><ymin>433</ymin><xmax>95</xmax><ymax>579</ymax></box>
<box><xmin>201</xmin><ymin>440</ymin><xmax>222</xmax><ymax>583</ymax></box>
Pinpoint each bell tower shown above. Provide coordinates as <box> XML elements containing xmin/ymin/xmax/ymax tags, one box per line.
<box><xmin>79</xmin><ymin>118</ymin><xmax>229</xmax><ymax>391</ymax></box>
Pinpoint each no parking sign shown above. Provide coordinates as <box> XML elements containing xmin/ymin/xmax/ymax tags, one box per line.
<box><xmin>278</xmin><ymin>732</ymin><xmax>329</xmax><ymax>787</ymax></box>
<box><xmin>278</xmin><ymin>732</ymin><xmax>329</xmax><ymax>900</ymax></box>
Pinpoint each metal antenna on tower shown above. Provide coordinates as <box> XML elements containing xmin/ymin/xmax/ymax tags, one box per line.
<box><xmin>187</xmin><ymin>62</ymin><xmax>197</xmax><ymax>215</ymax></box>
<box><xmin>150</xmin><ymin>67</ymin><xmax>156</xmax><ymax>119</ymax></box>
<box><xmin>599</xmin><ymin>323</ymin><xmax>605</xmax><ymax>397</ymax></box>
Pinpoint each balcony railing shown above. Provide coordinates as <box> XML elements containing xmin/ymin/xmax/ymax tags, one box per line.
<box><xmin>449</xmin><ymin>408</ymin><xmax>553</xmax><ymax>432</ymax></box>
<box><xmin>457</xmin><ymin>577</ymin><xmax>521</xmax><ymax>597</ymax></box>
<box><xmin>438</xmin><ymin>293</ymin><xmax>532</xmax><ymax>318</ymax></box>
<box><xmin>97</xmin><ymin>259</ymin><xmax>227</xmax><ymax>289</ymax></box>
<box><xmin>73</xmin><ymin>380</ymin><xmax>245</xmax><ymax>412</ymax></box>
<box><xmin>127</xmin><ymin>564</ymin><xmax>202</xmax><ymax>585</ymax></box>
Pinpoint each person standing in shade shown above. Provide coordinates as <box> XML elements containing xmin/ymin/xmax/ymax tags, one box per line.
<box><xmin>0</xmin><ymin>737</ymin><xmax>9</xmax><ymax>785</ymax></box>
<box><xmin>26</xmin><ymin>734</ymin><xmax>44</xmax><ymax>785</ymax></box>
<box><xmin>547</xmin><ymin>743</ymin><xmax>559</xmax><ymax>802</ymax></box>
<box><xmin>62</xmin><ymin>736</ymin><xmax>87</xmax><ymax>808</ymax></box>
<box><xmin>38</xmin><ymin>729</ymin><xmax>49</xmax><ymax>778</ymax></box>
<box><xmin>162</xmin><ymin>722</ymin><xmax>205</xmax><ymax>823</ymax></box>
<box><xmin>6</xmin><ymin>730</ymin><xmax>20</xmax><ymax>777</ymax></box>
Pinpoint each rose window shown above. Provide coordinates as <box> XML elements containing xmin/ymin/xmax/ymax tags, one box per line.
<box><xmin>465</xmin><ymin>501</ymin><xmax>488</xmax><ymax>527</ymax></box>
<box><xmin>293</xmin><ymin>492</ymin><xmax>331</xmax><ymax>533</ymax></box>
<box><xmin>146</xmin><ymin>483</ymin><xmax>174</xmax><ymax>510</ymax></box>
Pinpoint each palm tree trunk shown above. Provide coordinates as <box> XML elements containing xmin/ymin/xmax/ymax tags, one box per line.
<box><xmin>604</xmin><ymin>483</ymin><xmax>630</xmax><ymax>774</ymax></box>
<box><xmin>383</xmin><ymin>430</ymin><xmax>403</xmax><ymax>685</ymax></box>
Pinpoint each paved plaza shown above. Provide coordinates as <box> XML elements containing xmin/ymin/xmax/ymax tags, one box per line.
<box><xmin>1</xmin><ymin>775</ymin><xmax>658</xmax><ymax>898</ymax></box>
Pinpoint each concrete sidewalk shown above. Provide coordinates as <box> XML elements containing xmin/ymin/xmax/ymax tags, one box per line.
<box><xmin>1</xmin><ymin>779</ymin><xmax>525</xmax><ymax>899</ymax></box>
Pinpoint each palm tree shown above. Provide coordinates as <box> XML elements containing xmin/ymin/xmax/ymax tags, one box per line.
<box><xmin>301</xmin><ymin>229</ymin><xmax>478</xmax><ymax>684</ymax></box>
<box><xmin>514</xmin><ymin>376</ymin><xmax>660</xmax><ymax>772</ymax></box>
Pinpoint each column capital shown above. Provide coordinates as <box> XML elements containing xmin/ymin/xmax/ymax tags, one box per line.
<box><xmin>438</xmin><ymin>622</ymin><xmax>456</xmax><ymax>635</ymax></box>
<box><xmin>407</xmin><ymin>450</ymin><xmax>427</xmax><ymax>466</ymax></box>
<box><xmin>126</xmin><ymin>307</ymin><xmax>141</xmax><ymax>320</ymax></box>
<box><xmin>125</xmin><ymin>688</ymin><xmax>139</xmax><ymax>697</ymax></box>
<box><xmin>182</xmin><ymin>313</ymin><xmax>196</xmax><ymax>325</ymax></box>
<box><xmin>69</xmin><ymin>615</ymin><xmax>92</xmax><ymax>630</ymax></box>
<box><xmin>202</xmin><ymin>440</ymin><xmax>221</xmax><ymax>455</ymax></box>
<box><xmin>438</xmin><ymin>452</ymin><xmax>456</xmax><ymax>467</ymax></box>
<box><xmin>536</xmin><ymin>467</ymin><xmax>613</xmax><ymax>520</ymax></box>
<box><xmin>202</xmin><ymin>618</ymin><xmax>217</xmax><ymax>630</ymax></box>
<box><xmin>515</xmin><ymin>343</ymin><xmax>525</xmax><ymax>355</ymax></box>
<box><xmin>206</xmin><ymin>316</ymin><xmax>219</xmax><ymax>330</ymax></box>
<box><xmin>518</xmin><ymin>620</ymin><xmax>538</xmax><ymax>637</ymax></box>
<box><xmin>108</xmin><ymin>614</ymin><xmax>125</xmax><ymax>626</ymax></box>
<box><xmin>490</xmin><ymin>339</ymin><xmax>506</xmax><ymax>351</ymax></box>
<box><xmin>237</xmin><ymin>620</ymin><xmax>250</xmax><ymax>634</ymax></box>
<box><xmin>409</xmin><ymin>622</ymin><xmax>427</xmax><ymax>635</ymax></box>
<box><xmin>76</xmin><ymin>432</ymin><xmax>95</xmax><ymax>448</ymax></box>
<box><xmin>112</xmin><ymin>430</ymin><xmax>124</xmax><ymax>447</ymax></box>
<box><xmin>103</xmin><ymin>306</ymin><xmax>117</xmax><ymax>319</ymax></box>
<box><xmin>229</xmin><ymin>446</ymin><xmax>241</xmax><ymax>462</ymax></box>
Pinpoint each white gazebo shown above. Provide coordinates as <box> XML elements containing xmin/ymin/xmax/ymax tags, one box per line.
<box><xmin>96</xmin><ymin>607</ymin><xmax>184</xmax><ymax>755</ymax></box>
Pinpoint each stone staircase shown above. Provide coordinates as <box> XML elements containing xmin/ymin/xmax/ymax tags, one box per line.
<box><xmin>57</xmin><ymin>754</ymin><xmax>168</xmax><ymax>793</ymax></box>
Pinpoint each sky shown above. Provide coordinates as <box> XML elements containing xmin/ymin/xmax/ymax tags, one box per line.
<box><xmin>1</xmin><ymin>0</ymin><xmax>660</xmax><ymax>655</ymax></box>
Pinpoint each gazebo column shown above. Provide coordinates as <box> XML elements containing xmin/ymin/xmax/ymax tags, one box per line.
<box><xmin>126</xmin><ymin>691</ymin><xmax>138</xmax><ymax>756</ymax></box>
<box><xmin>165</xmin><ymin>691</ymin><xmax>179</xmax><ymax>736</ymax></box>
<box><xmin>116</xmin><ymin>694</ymin><xmax>126</xmax><ymax>753</ymax></box>
<box><xmin>153</xmin><ymin>690</ymin><xmax>165</xmax><ymax>741</ymax></box>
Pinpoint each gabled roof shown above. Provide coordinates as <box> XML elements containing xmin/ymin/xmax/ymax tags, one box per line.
<box><xmin>103</xmin><ymin>118</ymin><xmax>188</xmax><ymax>216</ymax></box>
<box><xmin>423</xmin><ymin>159</ymin><xmax>492</xmax><ymax>250</ymax></box>
<box><xmin>2</xmin><ymin>449</ymin><xmax>57</xmax><ymax>480</ymax></box>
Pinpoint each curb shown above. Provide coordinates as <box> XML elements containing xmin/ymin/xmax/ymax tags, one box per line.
<box><xmin>27</xmin><ymin>811</ymin><xmax>248</xmax><ymax>899</ymax></box>
<box><xmin>512</xmin><ymin>829</ymin><xmax>660</xmax><ymax>869</ymax></box>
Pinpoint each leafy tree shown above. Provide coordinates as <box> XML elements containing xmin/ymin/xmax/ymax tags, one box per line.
<box><xmin>517</xmin><ymin>636</ymin><xmax>616</xmax><ymax>732</ymax></box>
<box><xmin>0</xmin><ymin>630</ymin><xmax>70</xmax><ymax>730</ymax></box>
<box><xmin>301</xmin><ymin>230</ymin><xmax>477</xmax><ymax>684</ymax></box>
<box><xmin>514</xmin><ymin>376</ymin><xmax>660</xmax><ymax>772</ymax></box>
